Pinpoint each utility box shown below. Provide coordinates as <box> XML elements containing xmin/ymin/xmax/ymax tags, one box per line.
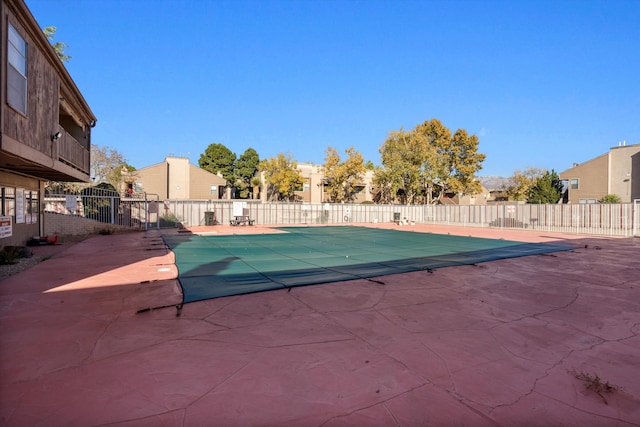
<box><xmin>204</xmin><ymin>211</ymin><xmax>216</xmax><ymax>226</ymax></box>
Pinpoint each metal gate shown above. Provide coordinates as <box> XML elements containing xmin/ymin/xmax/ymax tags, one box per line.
<box><xmin>44</xmin><ymin>189</ymin><xmax>157</xmax><ymax>230</ymax></box>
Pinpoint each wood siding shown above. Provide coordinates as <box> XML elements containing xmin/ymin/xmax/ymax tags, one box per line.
<box><xmin>2</xmin><ymin>12</ymin><xmax>59</xmax><ymax>157</ymax></box>
<box><xmin>1</xmin><ymin>0</ymin><xmax>95</xmax><ymax>181</ymax></box>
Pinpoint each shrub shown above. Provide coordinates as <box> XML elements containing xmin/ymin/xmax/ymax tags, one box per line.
<box><xmin>0</xmin><ymin>246</ymin><xmax>23</xmax><ymax>265</ymax></box>
<box><xmin>599</xmin><ymin>194</ymin><xmax>621</xmax><ymax>204</ymax></box>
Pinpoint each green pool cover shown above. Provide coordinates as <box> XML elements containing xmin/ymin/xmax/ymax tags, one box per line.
<box><xmin>163</xmin><ymin>226</ymin><xmax>572</xmax><ymax>304</ymax></box>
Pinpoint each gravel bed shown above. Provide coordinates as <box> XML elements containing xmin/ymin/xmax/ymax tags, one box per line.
<box><xmin>0</xmin><ymin>255</ymin><xmax>46</xmax><ymax>280</ymax></box>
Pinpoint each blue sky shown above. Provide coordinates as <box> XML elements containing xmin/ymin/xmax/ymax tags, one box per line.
<box><xmin>26</xmin><ymin>0</ymin><xmax>639</xmax><ymax>177</ymax></box>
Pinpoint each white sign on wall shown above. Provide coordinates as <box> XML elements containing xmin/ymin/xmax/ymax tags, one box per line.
<box><xmin>65</xmin><ymin>195</ymin><xmax>77</xmax><ymax>212</ymax></box>
<box><xmin>233</xmin><ymin>202</ymin><xmax>246</xmax><ymax>217</ymax></box>
<box><xmin>0</xmin><ymin>216</ymin><xmax>12</xmax><ymax>238</ymax></box>
<box><xmin>15</xmin><ymin>188</ymin><xmax>24</xmax><ymax>224</ymax></box>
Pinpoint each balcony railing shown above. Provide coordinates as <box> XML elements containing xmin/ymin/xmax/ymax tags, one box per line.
<box><xmin>56</xmin><ymin>129</ymin><xmax>90</xmax><ymax>174</ymax></box>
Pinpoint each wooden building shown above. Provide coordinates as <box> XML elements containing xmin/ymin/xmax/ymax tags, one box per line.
<box><xmin>1</xmin><ymin>0</ymin><xmax>96</xmax><ymax>245</ymax></box>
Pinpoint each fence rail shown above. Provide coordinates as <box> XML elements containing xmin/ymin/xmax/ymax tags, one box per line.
<box><xmin>44</xmin><ymin>192</ymin><xmax>159</xmax><ymax>230</ymax></box>
<box><xmin>44</xmin><ymin>193</ymin><xmax>639</xmax><ymax>237</ymax></box>
<box><xmin>159</xmin><ymin>200</ymin><xmax>637</xmax><ymax>237</ymax></box>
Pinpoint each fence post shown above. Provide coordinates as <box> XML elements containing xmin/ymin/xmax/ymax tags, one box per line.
<box><xmin>110</xmin><ymin>196</ymin><xmax>116</xmax><ymax>224</ymax></box>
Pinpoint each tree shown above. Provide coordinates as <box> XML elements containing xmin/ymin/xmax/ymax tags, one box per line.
<box><xmin>376</xmin><ymin>129</ymin><xmax>425</xmax><ymax>204</ymax></box>
<box><xmin>44</xmin><ymin>181</ymin><xmax>86</xmax><ymax>195</ymax></box>
<box><xmin>43</xmin><ymin>26</ymin><xmax>70</xmax><ymax>62</ymax></box>
<box><xmin>250</xmin><ymin>177</ymin><xmax>262</xmax><ymax>200</ymax></box>
<box><xmin>90</xmin><ymin>144</ymin><xmax>128</xmax><ymax>187</ymax></box>
<box><xmin>599</xmin><ymin>194</ymin><xmax>621</xmax><ymax>203</ymax></box>
<box><xmin>198</xmin><ymin>143</ymin><xmax>236</xmax><ymax>186</ymax></box>
<box><xmin>506</xmin><ymin>167</ymin><xmax>546</xmax><ymax>201</ymax></box>
<box><xmin>371</xmin><ymin>166</ymin><xmax>395</xmax><ymax>204</ymax></box>
<box><xmin>322</xmin><ymin>146</ymin><xmax>366</xmax><ymax>203</ymax></box>
<box><xmin>234</xmin><ymin>148</ymin><xmax>260</xmax><ymax>199</ymax></box>
<box><xmin>376</xmin><ymin>119</ymin><xmax>485</xmax><ymax>204</ymax></box>
<box><xmin>527</xmin><ymin>170</ymin><xmax>564</xmax><ymax>204</ymax></box>
<box><xmin>444</xmin><ymin>129</ymin><xmax>485</xmax><ymax>197</ymax></box>
<box><xmin>414</xmin><ymin>119</ymin><xmax>451</xmax><ymax>203</ymax></box>
<box><xmin>259</xmin><ymin>153</ymin><xmax>304</xmax><ymax>202</ymax></box>
<box><xmin>417</xmin><ymin>120</ymin><xmax>485</xmax><ymax>203</ymax></box>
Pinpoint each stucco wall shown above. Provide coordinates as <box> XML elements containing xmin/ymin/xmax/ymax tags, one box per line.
<box><xmin>609</xmin><ymin>145</ymin><xmax>640</xmax><ymax>202</ymax></box>
<box><xmin>560</xmin><ymin>154</ymin><xmax>608</xmax><ymax>203</ymax></box>
<box><xmin>189</xmin><ymin>165</ymin><xmax>225</xmax><ymax>199</ymax></box>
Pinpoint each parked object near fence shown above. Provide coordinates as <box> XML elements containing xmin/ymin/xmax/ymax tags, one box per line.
<box><xmin>44</xmin><ymin>192</ymin><xmax>640</xmax><ymax>237</ymax></box>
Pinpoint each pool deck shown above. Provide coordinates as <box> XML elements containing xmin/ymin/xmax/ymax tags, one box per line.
<box><xmin>1</xmin><ymin>223</ymin><xmax>639</xmax><ymax>426</ymax></box>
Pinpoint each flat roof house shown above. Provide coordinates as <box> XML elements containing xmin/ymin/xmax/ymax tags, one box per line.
<box><xmin>559</xmin><ymin>143</ymin><xmax>640</xmax><ymax>204</ymax></box>
<box><xmin>133</xmin><ymin>156</ymin><xmax>227</xmax><ymax>200</ymax></box>
<box><xmin>1</xmin><ymin>0</ymin><xmax>97</xmax><ymax>245</ymax></box>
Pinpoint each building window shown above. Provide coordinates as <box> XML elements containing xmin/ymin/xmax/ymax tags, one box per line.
<box><xmin>134</xmin><ymin>182</ymin><xmax>143</xmax><ymax>193</ymax></box>
<box><xmin>1</xmin><ymin>187</ymin><xmax>16</xmax><ymax>217</ymax></box>
<box><xmin>7</xmin><ymin>23</ymin><xmax>28</xmax><ymax>115</ymax></box>
<box><xmin>570</xmin><ymin>179</ymin><xmax>579</xmax><ymax>190</ymax></box>
<box><xmin>26</xmin><ymin>190</ymin><xmax>39</xmax><ymax>223</ymax></box>
<box><xmin>210</xmin><ymin>185</ymin><xmax>217</xmax><ymax>195</ymax></box>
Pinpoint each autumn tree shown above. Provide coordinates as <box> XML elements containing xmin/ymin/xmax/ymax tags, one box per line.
<box><xmin>234</xmin><ymin>148</ymin><xmax>260</xmax><ymax>199</ymax></box>
<box><xmin>443</xmin><ymin>129</ymin><xmax>485</xmax><ymax>197</ymax></box>
<box><xmin>322</xmin><ymin>146</ymin><xmax>366</xmax><ymax>203</ymax></box>
<box><xmin>43</xmin><ymin>26</ymin><xmax>70</xmax><ymax>62</ymax></box>
<box><xmin>91</xmin><ymin>144</ymin><xmax>129</xmax><ymax>187</ymax></box>
<box><xmin>506</xmin><ymin>167</ymin><xmax>546</xmax><ymax>201</ymax></box>
<box><xmin>371</xmin><ymin>166</ymin><xmax>395</xmax><ymax>204</ymax></box>
<box><xmin>416</xmin><ymin>120</ymin><xmax>485</xmax><ymax>202</ymax></box>
<box><xmin>376</xmin><ymin>129</ymin><xmax>425</xmax><ymax>204</ymax></box>
<box><xmin>527</xmin><ymin>170</ymin><xmax>564</xmax><ymax>204</ymax></box>
<box><xmin>198</xmin><ymin>143</ymin><xmax>236</xmax><ymax>186</ymax></box>
<box><xmin>44</xmin><ymin>181</ymin><xmax>86</xmax><ymax>195</ymax></box>
<box><xmin>376</xmin><ymin>119</ymin><xmax>485</xmax><ymax>204</ymax></box>
<box><xmin>259</xmin><ymin>153</ymin><xmax>304</xmax><ymax>202</ymax></box>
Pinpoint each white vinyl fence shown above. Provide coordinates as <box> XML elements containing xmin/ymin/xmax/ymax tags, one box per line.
<box><xmin>160</xmin><ymin>200</ymin><xmax>638</xmax><ymax>237</ymax></box>
<box><xmin>44</xmin><ymin>192</ymin><xmax>639</xmax><ymax>237</ymax></box>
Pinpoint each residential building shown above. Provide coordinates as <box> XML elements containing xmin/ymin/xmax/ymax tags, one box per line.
<box><xmin>133</xmin><ymin>156</ymin><xmax>227</xmax><ymax>200</ymax></box>
<box><xmin>559</xmin><ymin>143</ymin><xmax>640</xmax><ymax>204</ymax></box>
<box><xmin>261</xmin><ymin>163</ymin><xmax>375</xmax><ymax>203</ymax></box>
<box><xmin>439</xmin><ymin>185</ymin><xmax>490</xmax><ymax>205</ymax></box>
<box><xmin>293</xmin><ymin>163</ymin><xmax>325</xmax><ymax>203</ymax></box>
<box><xmin>1</xmin><ymin>0</ymin><xmax>96</xmax><ymax>245</ymax></box>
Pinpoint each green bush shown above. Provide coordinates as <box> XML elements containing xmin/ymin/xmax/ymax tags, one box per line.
<box><xmin>599</xmin><ymin>194</ymin><xmax>621</xmax><ymax>204</ymax></box>
<box><xmin>0</xmin><ymin>246</ymin><xmax>23</xmax><ymax>265</ymax></box>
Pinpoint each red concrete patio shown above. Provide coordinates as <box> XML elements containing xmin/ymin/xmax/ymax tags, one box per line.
<box><xmin>1</xmin><ymin>224</ymin><xmax>639</xmax><ymax>426</ymax></box>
